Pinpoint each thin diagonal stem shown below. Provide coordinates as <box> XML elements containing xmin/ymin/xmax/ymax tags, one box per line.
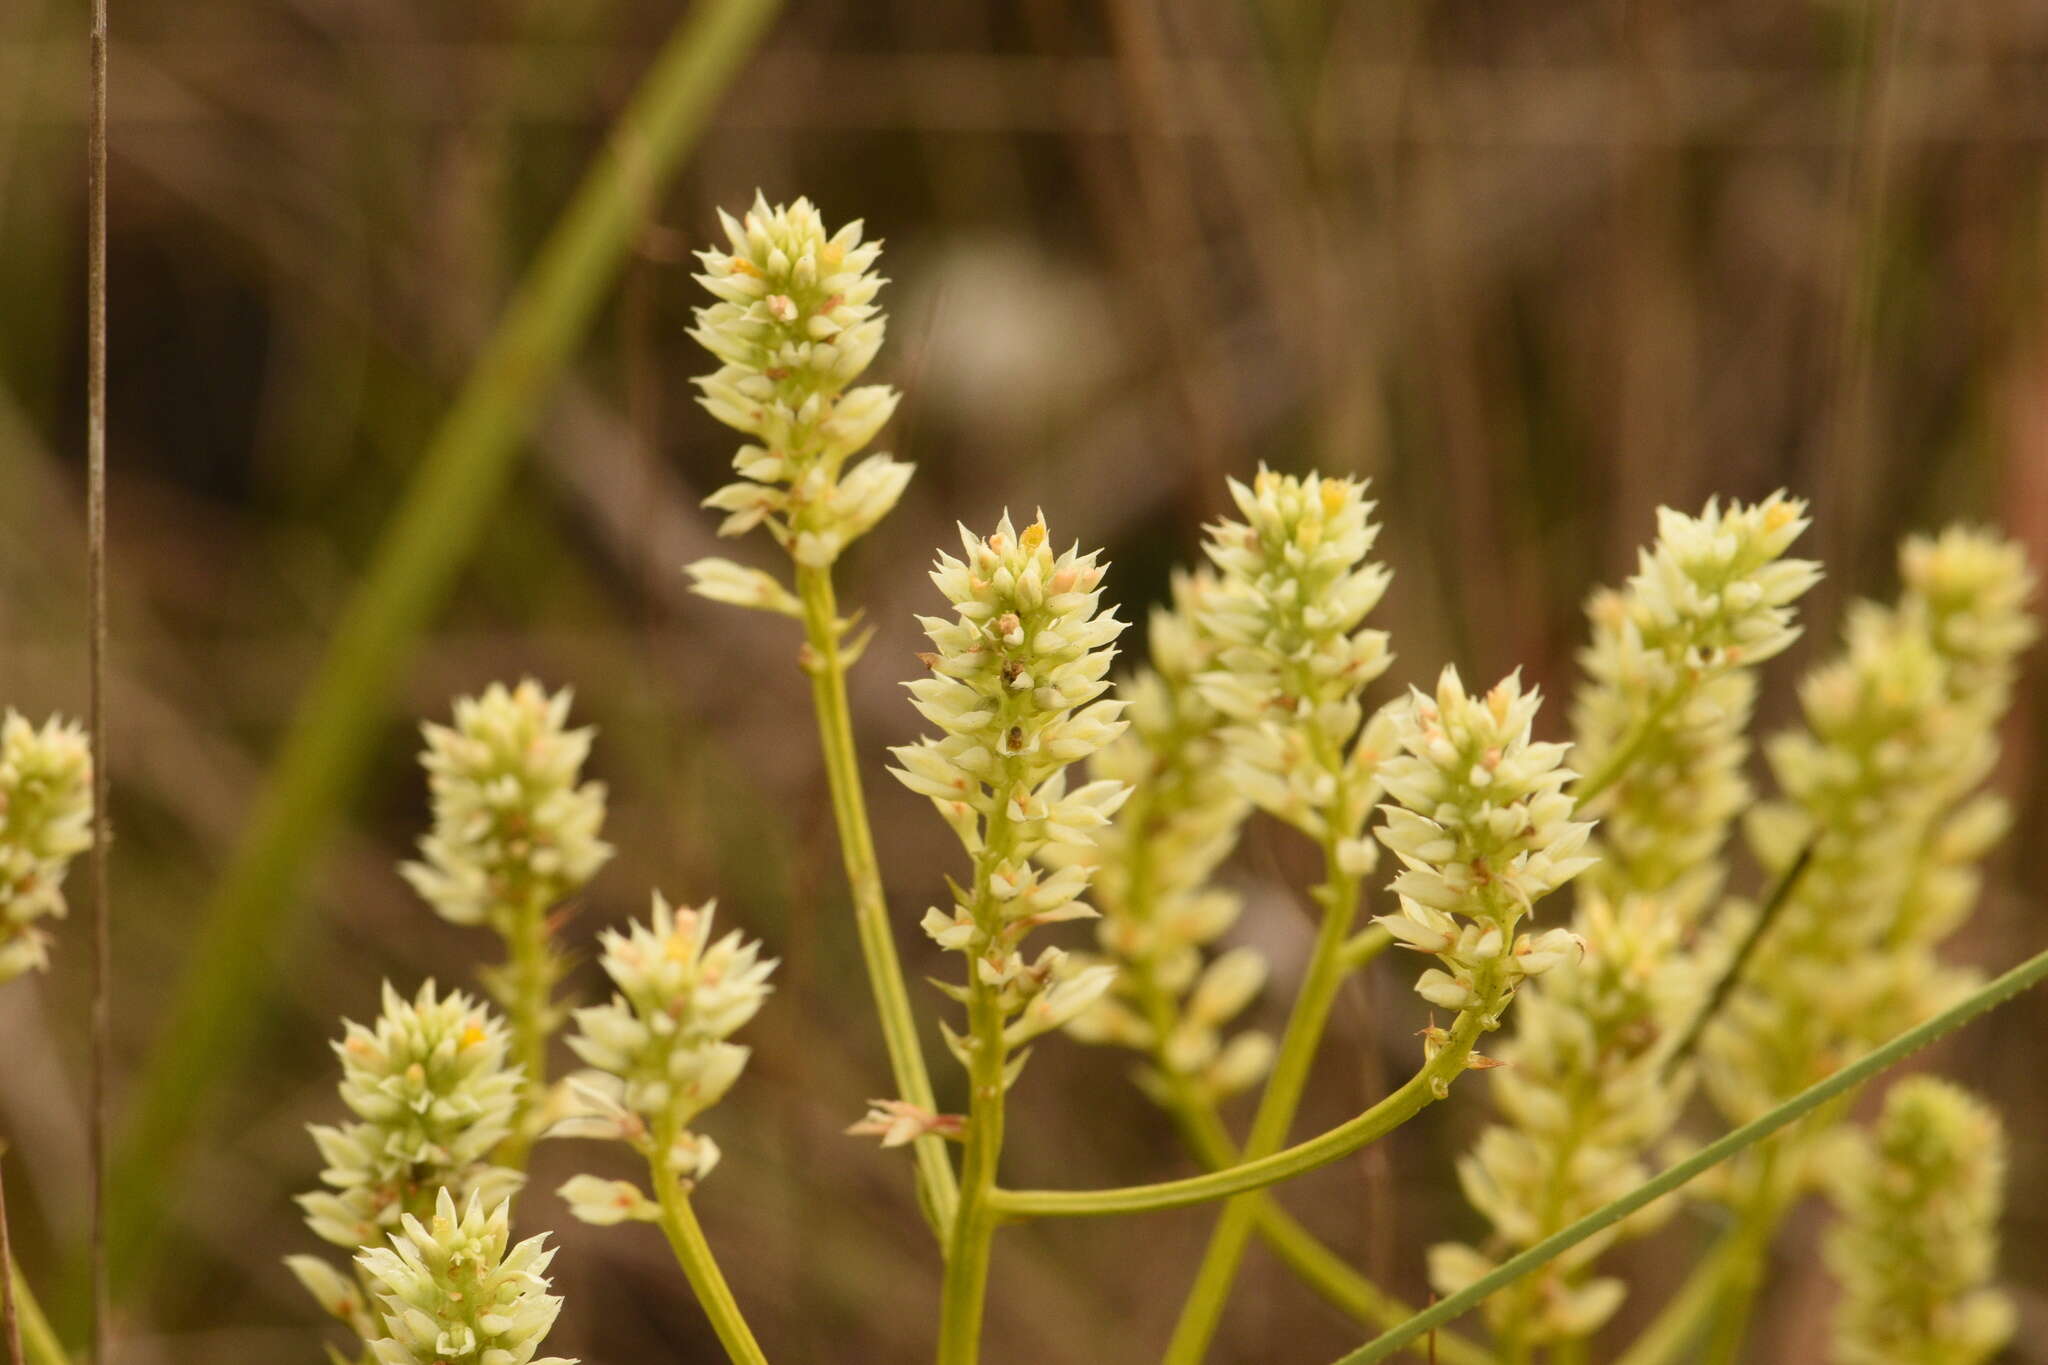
<box><xmin>100</xmin><ymin>0</ymin><xmax>780</xmax><ymax>1302</ymax></box>
<box><xmin>1663</xmin><ymin>841</ymin><xmax>1815</xmax><ymax>1075</ymax></box>
<box><xmin>84</xmin><ymin>0</ymin><xmax>112</xmax><ymax>1356</ymax></box>
<box><xmin>795</xmin><ymin>564</ymin><xmax>958</xmax><ymax>1236</ymax></box>
<box><xmin>1324</xmin><ymin>941</ymin><xmax>2048</xmax><ymax>1365</ymax></box>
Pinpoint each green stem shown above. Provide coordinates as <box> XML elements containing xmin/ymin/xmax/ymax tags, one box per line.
<box><xmin>649</xmin><ymin>1116</ymin><xmax>771</xmax><ymax>1365</ymax></box>
<box><xmin>1159</xmin><ymin>1072</ymin><xmax>1496</xmax><ymax>1365</ymax></box>
<box><xmin>795</xmin><ymin>563</ymin><xmax>960</xmax><ymax>1236</ymax></box>
<box><xmin>99</xmin><ymin>0</ymin><xmax>781</xmax><ymax>1307</ymax></box>
<box><xmin>936</xmin><ymin>969</ymin><xmax>1006</xmax><ymax>1365</ymax></box>
<box><xmin>6</xmin><ymin>1266</ymin><xmax>66</xmax><ymax>1365</ymax></box>
<box><xmin>1662</xmin><ymin>841</ymin><xmax>1817</xmax><ymax>1075</ymax></box>
<box><xmin>994</xmin><ymin>1009</ymin><xmax>1489</xmax><ymax>1220</ymax></box>
<box><xmin>495</xmin><ymin>893</ymin><xmax>556</xmax><ymax>1171</ymax></box>
<box><xmin>1323</xmin><ymin>941</ymin><xmax>2048</xmax><ymax>1365</ymax></box>
<box><xmin>934</xmin><ymin>793</ymin><xmax>1019</xmax><ymax>1365</ymax></box>
<box><xmin>1163</xmin><ymin>820</ymin><xmax>1370</xmax><ymax>1364</ymax></box>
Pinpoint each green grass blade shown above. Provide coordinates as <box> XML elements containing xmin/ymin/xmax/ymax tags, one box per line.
<box><xmin>1327</xmin><ymin>941</ymin><xmax>2048</xmax><ymax>1365</ymax></box>
<box><xmin>92</xmin><ymin>0</ymin><xmax>781</xmax><ymax>1309</ymax></box>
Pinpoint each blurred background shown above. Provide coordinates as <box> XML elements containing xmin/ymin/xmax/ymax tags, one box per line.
<box><xmin>1</xmin><ymin>0</ymin><xmax>2045</xmax><ymax>1360</ymax></box>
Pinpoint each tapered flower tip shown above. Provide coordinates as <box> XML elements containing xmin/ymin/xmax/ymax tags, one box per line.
<box><xmin>357</xmin><ymin>1191</ymin><xmax>575</xmax><ymax>1365</ymax></box>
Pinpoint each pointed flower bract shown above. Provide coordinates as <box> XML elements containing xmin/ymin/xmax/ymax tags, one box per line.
<box><xmin>356</xmin><ymin>1189</ymin><xmax>574</xmax><ymax>1365</ymax></box>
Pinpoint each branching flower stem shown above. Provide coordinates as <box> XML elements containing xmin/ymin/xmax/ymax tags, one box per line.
<box><xmin>993</xmin><ymin>1009</ymin><xmax>1489</xmax><ymax>1220</ymax></box>
<box><xmin>648</xmin><ymin>1112</ymin><xmax>770</xmax><ymax>1365</ymax></box>
<box><xmin>1323</xmin><ymin>941</ymin><xmax>2048</xmax><ymax>1365</ymax></box>
<box><xmin>1163</xmin><ymin>793</ymin><xmax>1378</xmax><ymax>1365</ymax></box>
<box><xmin>1144</xmin><ymin>1038</ymin><xmax>1497</xmax><ymax>1365</ymax></box>
<box><xmin>795</xmin><ymin>563</ymin><xmax>960</xmax><ymax>1236</ymax></box>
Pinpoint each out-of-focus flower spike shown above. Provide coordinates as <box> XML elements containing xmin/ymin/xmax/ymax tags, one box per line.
<box><xmin>1825</xmin><ymin>1078</ymin><xmax>2013</xmax><ymax>1365</ymax></box>
<box><xmin>0</xmin><ymin>710</ymin><xmax>94</xmax><ymax>984</ymax></box>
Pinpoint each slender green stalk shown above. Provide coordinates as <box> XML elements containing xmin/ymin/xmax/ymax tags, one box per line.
<box><xmin>1323</xmin><ymin>941</ymin><xmax>2048</xmax><ymax>1365</ymax></box>
<box><xmin>650</xmin><ymin>1116</ymin><xmax>770</xmax><ymax>1365</ymax></box>
<box><xmin>1610</xmin><ymin>1234</ymin><xmax>1745</xmax><ymax>1365</ymax></box>
<box><xmin>994</xmin><ymin>1010</ymin><xmax>1489</xmax><ymax>1220</ymax></box>
<box><xmin>1163</xmin><ymin>819</ymin><xmax>1374</xmax><ymax>1364</ymax></box>
<box><xmin>1159</xmin><ymin>1075</ymin><xmax>1495</xmax><ymax>1365</ymax></box>
<box><xmin>495</xmin><ymin>893</ymin><xmax>556</xmax><ymax>1171</ymax></box>
<box><xmin>936</xmin><ymin>972</ymin><xmax>1006</xmax><ymax>1365</ymax></box>
<box><xmin>96</xmin><ymin>0</ymin><xmax>781</xmax><ymax>1305</ymax></box>
<box><xmin>795</xmin><ymin>564</ymin><xmax>959</xmax><ymax>1235</ymax></box>
<box><xmin>1663</xmin><ymin>842</ymin><xmax>1816</xmax><ymax>1074</ymax></box>
<box><xmin>934</xmin><ymin>800</ymin><xmax>1019</xmax><ymax>1365</ymax></box>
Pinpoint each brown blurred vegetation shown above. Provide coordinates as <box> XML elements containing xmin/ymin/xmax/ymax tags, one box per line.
<box><xmin>1</xmin><ymin>0</ymin><xmax>2046</xmax><ymax>1360</ymax></box>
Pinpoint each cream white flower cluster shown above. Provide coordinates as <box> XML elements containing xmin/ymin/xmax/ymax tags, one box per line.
<box><xmin>1429</xmin><ymin>497</ymin><xmax>1820</xmax><ymax>1348</ymax></box>
<box><xmin>555</xmin><ymin>895</ymin><xmax>776</xmax><ymax>1203</ymax></box>
<box><xmin>1195</xmin><ymin>469</ymin><xmax>1393</xmax><ymax>856</ymax></box>
<box><xmin>0</xmin><ymin>710</ymin><xmax>94</xmax><ymax>984</ymax></box>
<box><xmin>1704</xmin><ymin>530</ymin><xmax>2035</xmax><ymax>1128</ymax></box>
<box><xmin>352</xmin><ymin>1189</ymin><xmax>574</xmax><ymax>1365</ymax></box>
<box><xmin>1571</xmin><ymin>494</ymin><xmax>1819</xmax><ymax>912</ymax></box>
<box><xmin>402</xmin><ymin>680</ymin><xmax>612</xmax><ymax>935</ymax></box>
<box><xmin>1903</xmin><ymin>526</ymin><xmax>2038</xmax><ymax>708</ymax></box>
<box><xmin>890</xmin><ymin>514</ymin><xmax>1129</xmax><ymax>1076</ymax></box>
<box><xmin>684</xmin><ymin>192</ymin><xmax>910</xmax><ymax>603</ymax></box>
<box><xmin>295</xmin><ymin>983</ymin><xmax>524</xmax><ymax>1251</ymax></box>
<box><xmin>1429</xmin><ymin>891</ymin><xmax>1704</xmax><ymax>1344</ymax></box>
<box><xmin>290</xmin><ymin>983</ymin><xmax>525</xmax><ymax>1340</ymax></box>
<box><xmin>1824</xmin><ymin>1078</ymin><xmax>2013</xmax><ymax>1365</ymax></box>
<box><xmin>1375</xmin><ymin>668</ymin><xmax>1594</xmax><ymax>1043</ymax></box>
<box><xmin>1056</xmin><ymin>571</ymin><xmax>1269</xmax><ymax>1105</ymax></box>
